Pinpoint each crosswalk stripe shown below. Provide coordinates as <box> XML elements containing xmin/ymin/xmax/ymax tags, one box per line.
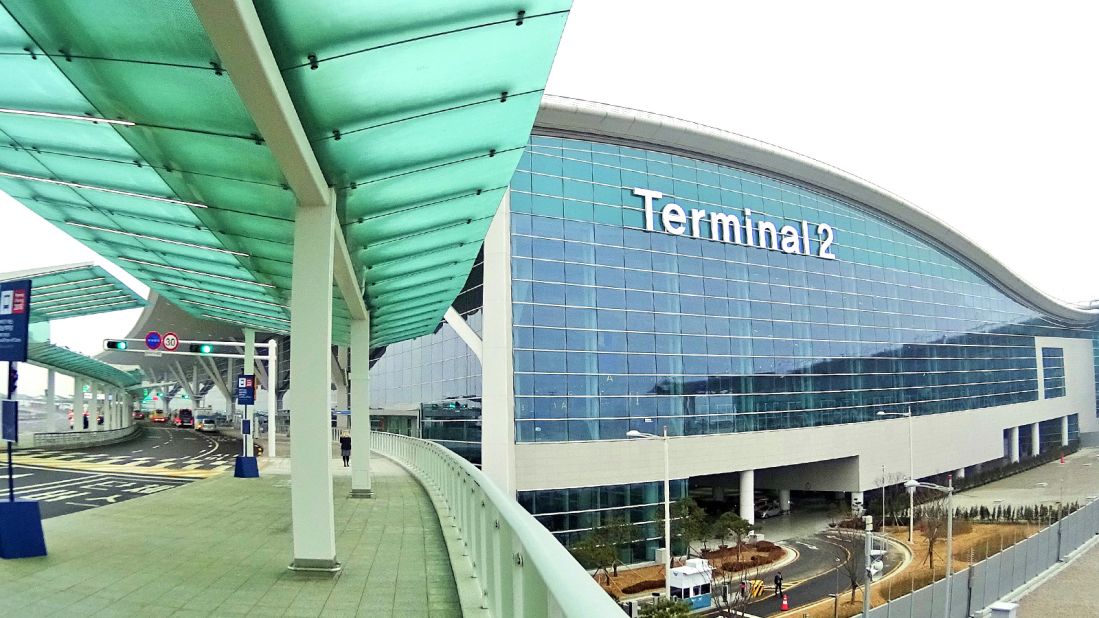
<box><xmin>11</xmin><ymin>456</ymin><xmax>227</xmax><ymax>479</ymax></box>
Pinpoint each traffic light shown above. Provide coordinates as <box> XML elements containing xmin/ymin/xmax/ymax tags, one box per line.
<box><xmin>104</xmin><ymin>340</ymin><xmax>129</xmax><ymax>350</ymax></box>
<box><xmin>7</xmin><ymin>363</ymin><xmax>17</xmax><ymax>396</ymax></box>
<box><xmin>189</xmin><ymin>343</ymin><xmax>214</xmax><ymax>354</ymax></box>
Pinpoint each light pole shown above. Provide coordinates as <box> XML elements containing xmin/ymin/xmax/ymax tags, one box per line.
<box><xmin>627</xmin><ymin>426</ymin><xmax>671</xmax><ymax>600</ymax></box>
<box><xmin>905</xmin><ymin>477</ymin><xmax>954</xmax><ymax>618</ymax></box>
<box><xmin>862</xmin><ymin>515</ymin><xmax>873</xmax><ymax>618</ymax></box>
<box><xmin>878</xmin><ymin>408</ymin><xmax>914</xmax><ymax>541</ymax></box>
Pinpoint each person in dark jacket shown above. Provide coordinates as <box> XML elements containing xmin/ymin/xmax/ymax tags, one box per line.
<box><xmin>339</xmin><ymin>431</ymin><xmax>351</xmax><ymax>467</ymax></box>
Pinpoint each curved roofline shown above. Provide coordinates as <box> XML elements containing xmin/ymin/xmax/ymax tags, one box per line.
<box><xmin>535</xmin><ymin>95</ymin><xmax>1097</xmax><ymax>326</ymax></box>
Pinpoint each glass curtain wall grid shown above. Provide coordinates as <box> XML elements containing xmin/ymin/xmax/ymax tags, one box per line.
<box><xmin>368</xmin><ymin>254</ymin><xmax>485</xmax><ymax>463</ymax></box>
<box><xmin>509</xmin><ymin>136</ymin><xmax>1093</xmax><ymax>443</ymax></box>
<box><xmin>518</xmin><ymin>479</ymin><xmax>689</xmax><ymax>563</ymax></box>
<box><xmin>1042</xmin><ymin>347</ymin><xmax>1066</xmax><ymax>398</ymax></box>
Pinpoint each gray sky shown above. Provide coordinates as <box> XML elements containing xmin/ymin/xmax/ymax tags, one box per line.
<box><xmin>2</xmin><ymin>1</ymin><xmax>1097</xmax><ymax>394</ymax></box>
<box><xmin>545</xmin><ymin>1</ymin><xmax>1098</xmax><ymax>304</ymax></box>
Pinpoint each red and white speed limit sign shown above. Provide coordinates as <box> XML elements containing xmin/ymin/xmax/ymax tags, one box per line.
<box><xmin>162</xmin><ymin>332</ymin><xmax>180</xmax><ymax>351</ymax></box>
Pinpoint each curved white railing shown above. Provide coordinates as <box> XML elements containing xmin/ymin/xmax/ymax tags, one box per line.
<box><xmin>372</xmin><ymin>432</ymin><xmax>623</xmax><ymax>618</ymax></box>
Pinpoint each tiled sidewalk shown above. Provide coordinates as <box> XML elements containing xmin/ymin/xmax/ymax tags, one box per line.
<box><xmin>0</xmin><ymin>458</ymin><xmax>462</xmax><ymax>617</ymax></box>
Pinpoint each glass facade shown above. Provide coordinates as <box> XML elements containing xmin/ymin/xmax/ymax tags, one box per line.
<box><xmin>517</xmin><ymin>479</ymin><xmax>689</xmax><ymax>562</ymax></box>
<box><xmin>1042</xmin><ymin>347</ymin><xmax>1066</xmax><ymax>398</ymax></box>
<box><xmin>510</xmin><ymin>135</ymin><xmax>1091</xmax><ymax>443</ymax></box>
<box><xmin>369</xmin><ymin>257</ymin><xmax>484</xmax><ymax>463</ymax></box>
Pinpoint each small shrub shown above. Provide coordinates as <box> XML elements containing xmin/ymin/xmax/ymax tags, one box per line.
<box><xmin>755</xmin><ymin>540</ymin><xmax>776</xmax><ymax>551</ymax></box>
<box><xmin>621</xmin><ymin>578</ymin><xmax>667</xmax><ymax>595</ymax></box>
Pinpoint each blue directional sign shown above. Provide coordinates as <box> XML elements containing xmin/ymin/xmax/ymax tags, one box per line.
<box><xmin>236</xmin><ymin>374</ymin><xmax>256</xmax><ymax>405</ymax></box>
<box><xmin>1</xmin><ymin>400</ymin><xmax>17</xmax><ymax>443</ymax></box>
<box><xmin>0</xmin><ymin>279</ymin><xmax>31</xmax><ymax>362</ymax></box>
<box><xmin>145</xmin><ymin>331</ymin><xmax>161</xmax><ymax>350</ymax></box>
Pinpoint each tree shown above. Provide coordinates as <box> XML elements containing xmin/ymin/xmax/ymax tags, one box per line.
<box><xmin>921</xmin><ymin>500</ymin><xmax>948</xmax><ymax>572</ymax></box>
<box><xmin>712</xmin><ymin>511</ymin><xmax>755</xmax><ymax>565</ymax></box>
<box><xmin>569</xmin><ymin>515</ymin><xmax>636</xmax><ymax>583</ymax></box>
<box><xmin>639</xmin><ymin>597</ymin><xmax>692</xmax><ymax>618</ymax></box>
<box><xmin>830</xmin><ymin>528</ymin><xmax>865</xmax><ymax>603</ymax></box>
<box><xmin>658</xmin><ymin>498</ymin><xmax>711</xmax><ymax>562</ymax></box>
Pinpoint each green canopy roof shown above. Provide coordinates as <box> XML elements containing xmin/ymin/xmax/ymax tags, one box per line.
<box><xmin>0</xmin><ymin>262</ymin><xmax>145</xmax><ymax>322</ymax></box>
<box><xmin>27</xmin><ymin>340</ymin><xmax>140</xmax><ymax>389</ymax></box>
<box><xmin>0</xmin><ymin>1</ymin><xmax>570</xmax><ymax>346</ymax></box>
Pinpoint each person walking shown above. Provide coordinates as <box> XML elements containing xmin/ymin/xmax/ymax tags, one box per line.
<box><xmin>774</xmin><ymin>571</ymin><xmax>783</xmax><ymax>597</ymax></box>
<box><xmin>339</xmin><ymin>431</ymin><xmax>352</xmax><ymax>467</ymax></box>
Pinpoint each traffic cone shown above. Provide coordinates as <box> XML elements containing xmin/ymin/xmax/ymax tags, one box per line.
<box><xmin>781</xmin><ymin>593</ymin><xmax>788</xmax><ymax>611</ymax></box>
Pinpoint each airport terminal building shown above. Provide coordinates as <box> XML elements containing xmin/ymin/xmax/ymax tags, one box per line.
<box><xmin>369</xmin><ymin>96</ymin><xmax>1099</xmax><ymax>559</ymax></box>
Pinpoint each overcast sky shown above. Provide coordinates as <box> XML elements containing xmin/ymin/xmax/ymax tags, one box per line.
<box><xmin>2</xmin><ymin>1</ymin><xmax>1097</xmax><ymax>395</ymax></box>
<box><xmin>546</xmin><ymin>1</ymin><xmax>1098</xmax><ymax>304</ymax></box>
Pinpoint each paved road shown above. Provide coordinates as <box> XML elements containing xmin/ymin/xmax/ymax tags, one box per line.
<box><xmin>5</xmin><ymin>424</ymin><xmax>242</xmax><ymax>518</ymax></box>
<box><xmin>702</xmin><ymin>530</ymin><xmax>905</xmax><ymax>617</ymax></box>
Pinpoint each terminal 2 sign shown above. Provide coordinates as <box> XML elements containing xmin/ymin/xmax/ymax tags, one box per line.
<box><xmin>633</xmin><ymin>188</ymin><xmax>837</xmax><ymax>260</ymax></box>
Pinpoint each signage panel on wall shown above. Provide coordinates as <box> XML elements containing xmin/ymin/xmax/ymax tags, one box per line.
<box><xmin>236</xmin><ymin>374</ymin><xmax>255</xmax><ymax>405</ymax></box>
<box><xmin>633</xmin><ymin>188</ymin><xmax>837</xmax><ymax>260</ymax></box>
<box><xmin>0</xmin><ymin>279</ymin><xmax>31</xmax><ymax>362</ymax></box>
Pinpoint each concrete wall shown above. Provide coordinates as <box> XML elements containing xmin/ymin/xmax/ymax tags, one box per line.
<box><xmin>28</xmin><ymin>423</ymin><xmax>141</xmax><ymax>450</ymax></box>
<box><xmin>511</xmin><ymin>336</ymin><xmax>1094</xmax><ymax>492</ymax></box>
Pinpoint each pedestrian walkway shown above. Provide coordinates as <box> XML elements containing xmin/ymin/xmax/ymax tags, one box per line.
<box><xmin>0</xmin><ymin>457</ymin><xmax>462</xmax><ymax>617</ymax></box>
<box><xmin>1017</xmin><ymin>530</ymin><xmax>1099</xmax><ymax>616</ymax></box>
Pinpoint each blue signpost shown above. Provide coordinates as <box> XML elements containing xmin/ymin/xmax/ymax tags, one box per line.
<box><xmin>0</xmin><ymin>279</ymin><xmax>46</xmax><ymax>559</ymax></box>
<box><xmin>234</xmin><ymin>374</ymin><xmax>259</xmax><ymax>478</ymax></box>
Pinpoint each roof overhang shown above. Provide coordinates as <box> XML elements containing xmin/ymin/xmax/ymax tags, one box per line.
<box><xmin>535</xmin><ymin>95</ymin><xmax>1099</xmax><ymax>326</ymax></box>
<box><xmin>0</xmin><ymin>262</ymin><xmax>145</xmax><ymax>322</ymax></box>
<box><xmin>0</xmin><ymin>1</ymin><xmax>571</xmax><ymax>346</ymax></box>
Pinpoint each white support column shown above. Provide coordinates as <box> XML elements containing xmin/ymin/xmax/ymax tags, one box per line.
<box><xmin>739</xmin><ymin>469</ymin><xmax>755</xmax><ymax>525</ymax></box>
<box><xmin>267</xmin><ymin>339</ymin><xmax>278</xmax><ymax>458</ymax></box>
<box><xmin>1031</xmin><ymin>422</ymin><xmax>1040</xmax><ymax>457</ymax></box>
<box><xmin>1010</xmin><ymin>426</ymin><xmax>1020</xmax><ymax>463</ymax></box>
<box><xmin>73</xmin><ymin>376</ymin><xmax>83</xmax><ymax>431</ymax></box>
<box><xmin>90</xmin><ymin>382</ymin><xmax>101</xmax><ymax>431</ymax></box>
<box><xmin>955</xmin><ymin>467</ymin><xmax>966</xmax><ymax>480</ymax></box>
<box><xmin>350</xmin><ymin>317</ymin><xmax>373</xmax><ymax>498</ymax></box>
<box><xmin>482</xmin><ymin>193</ymin><xmax>517</xmax><ymax>496</ymax></box>
<box><xmin>192</xmin><ymin>364</ymin><xmax>202</xmax><ymax>408</ymax></box>
<box><xmin>45</xmin><ymin>369</ymin><xmax>57</xmax><ymax>432</ymax></box>
<box><xmin>778</xmin><ymin>489</ymin><xmax>791</xmax><ymax>512</ymax></box>
<box><xmin>243</xmin><ymin>328</ymin><xmax>255</xmax><ymax>457</ymax></box>
<box><xmin>226</xmin><ymin>357</ymin><xmax>237</xmax><ymax>424</ymax></box>
<box><xmin>1062</xmin><ymin>416</ymin><xmax>1070</xmax><ymax>446</ymax></box>
<box><xmin>287</xmin><ymin>200</ymin><xmax>338</xmax><ymax>571</ymax></box>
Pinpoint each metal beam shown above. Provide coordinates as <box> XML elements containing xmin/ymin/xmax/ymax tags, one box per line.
<box><xmin>444</xmin><ymin>307</ymin><xmax>482</xmax><ymax>362</ymax></box>
<box><xmin>191</xmin><ymin>0</ymin><xmax>329</xmax><ymax>209</ymax></box>
<box><xmin>191</xmin><ymin>0</ymin><xmax>368</xmax><ymax>324</ymax></box>
<box><xmin>170</xmin><ymin>361</ymin><xmax>199</xmax><ymax>403</ymax></box>
<box><xmin>334</xmin><ymin>227</ymin><xmax>369</xmax><ymax>321</ymax></box>
<box><xmin>198</xmin><ymin>356</ymin><xmax>230</xmax><ymax>401</ymax></box>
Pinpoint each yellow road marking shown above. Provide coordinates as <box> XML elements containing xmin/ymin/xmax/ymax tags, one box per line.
<box><xmin>12</xmin><ymin>456</ymin><xmax>225</xmax><ymax>479</ymax></box>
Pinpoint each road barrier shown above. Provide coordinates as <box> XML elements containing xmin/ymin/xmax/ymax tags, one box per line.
<box><xmin>865</xmin><ymin>498</ymin><xmax>1099</xmax><ymax>617</ymax></box>
<box><xmin>371</xmin><ymin>431</ymin><xmax>623</xmax><ymax>618</ymax></box>
<box><xmin>28</xmin><ymin>423</ymin><xmax>140</xmax><ymax>449</ymax></box>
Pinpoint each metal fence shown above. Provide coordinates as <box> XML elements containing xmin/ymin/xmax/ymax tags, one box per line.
<box><xmin>866</xmin><ymin>498</ymin><xmax>1099</xmax><ymax>617</ymax></box>
<box><xmin>372</xmin><ymin>431</ymin><xmax>623</xmax><ymax>618</ymax></box>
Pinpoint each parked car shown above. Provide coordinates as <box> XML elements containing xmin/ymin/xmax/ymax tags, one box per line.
<box><xmin>132</xmin><ymin>410</ymin><xmax>146</xmax><ymax>420</ymax></box>
<box><xmin>150</xmin><ymin>411</ymin><xmax>168</xmax><ymax>423</ymax></box>
<box><xmin>195</xmin><ymin>416</ymin><xmax>218</xmax><ymax>433</ymax></box>
<box><xmin>173</xmin><ymin>409</ymin><xmax>195</xmax><ymax>428</ymax></box>
<box><xmin>755</xmin><ymin>502</ymin><xmax>783</xmax><ymax>519</ymax></box>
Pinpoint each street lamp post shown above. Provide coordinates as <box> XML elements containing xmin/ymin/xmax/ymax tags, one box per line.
<box><xmin>878</xmin><ymin>408</ymin><xmax>914</xmax><ymax>541</ymax></box>
<box><xmin>627</xmin><ymin>426</ymin><xmax>671</xmax><ymax>600</ymax></box>
<box><xmin>905</xmin><ymin>477</ymin><xmax>954</xmax><ymax>618</ymax></box>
